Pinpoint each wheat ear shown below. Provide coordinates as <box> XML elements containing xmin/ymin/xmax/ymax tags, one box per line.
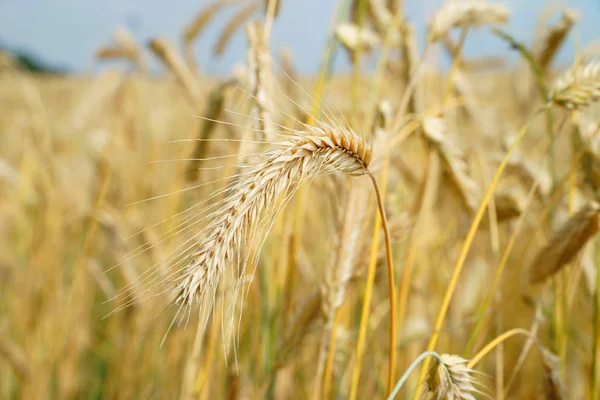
<box><xmin>148</xmin><ymin>38</ymin><xmax>202</xmax><ymax>106</ymax></box>
<box><xmin>174</xmin><ymin>120</ymin><xmax>372</xmax><ymax>322</ymax></box>
<box><xmin>550</xmin><ymin>60</ymin><xmax>600</xmax><ymax>109</ymax></box>
<box><xmin>388</xmin><ymin>352</ymin><xmax>479</xmax><ymax>400</ymax></box>
<box><xmin>529</xmin><ymin>202</ymin><xmax>600</xmax><ymax>284</ymax></box>
<box><xmin>534</xmin><ymin>9</ymin><xmax>578</xmax><ymax>71</ymax></box>
<box><xmin>214</xmin><ymin>0</ymin><xmax>262</xmax><ymax>56</ymax></box>
<box><xmin>428</xmin><ymin>0</ymin><xmax>509</xmax><ymax>42</ymax></box>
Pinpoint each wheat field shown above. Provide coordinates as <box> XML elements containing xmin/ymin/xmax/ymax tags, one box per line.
<box><xmin>1</xmin><ymin>1</ymin><xmax>600</xmax><ymax>399</ymax></box>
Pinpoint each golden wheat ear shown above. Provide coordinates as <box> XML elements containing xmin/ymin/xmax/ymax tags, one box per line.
<box><xmin>427</xmin><ymin>0</ymin><xmax>509</xmax><ymax>42</ymax></box>
<box><xmin>549</xmin><ymin>60</ymin><xmax>600</xmax><ymax>109</ymax></box>
<box><xmin>422</xmin><ymin>354</ymin><xmax>481</xmax><ymax>399</ymax></box>
<box><xmin>529</xmin><ymin>202</ymin><xmax>600</xmax><ymax>285</ymax></box>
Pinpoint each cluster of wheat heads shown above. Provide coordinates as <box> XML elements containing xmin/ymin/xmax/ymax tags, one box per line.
<box><xmin>6</xmin><ymin>0</ymin><xmax>600</xmax><ymax>398</ymax></box>
<box><xmin>90</xmin><ymin>1</ymin><xmax>600</xmax><ymax>398</ymax></box>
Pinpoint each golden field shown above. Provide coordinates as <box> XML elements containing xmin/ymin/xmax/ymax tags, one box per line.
<box><xmin>1</xmin><ymin>1</ymin><xmax>600</xmax><ymax>399</ymax></box>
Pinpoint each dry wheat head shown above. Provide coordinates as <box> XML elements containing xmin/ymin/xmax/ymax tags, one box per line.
<box><xmin>529</xmin><ymin>202</ymin><xmax>600</xmax><ymax>284</ymax></box>
<box><xmin>428</xmin><ymin>0</ymin><xmax>509</xmax><ymax>42</ymax></box>
<box><xmin>174</xmin><ymin>120</ymin><xmax>372</xmax><ymax>315</ymax></box>
<box><xmin>422</xmin><ymin>354</ymin><xmax>479</xmax><ymax>400</ymax></box>
<box><xmin>550</xmin><ymin>60</ymin><xmax>600</xmax><ymax>109</ymax></box>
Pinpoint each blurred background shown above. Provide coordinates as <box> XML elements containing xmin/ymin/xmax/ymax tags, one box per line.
<box><xmin>1</xmin><ymin>0</ymin><xmax>599</xmax><ymax>74</ymax></box>
<box><xmin>2</xmin><ymin>1</ymin><xmax>600</xmax><ymax>399</ymax></box>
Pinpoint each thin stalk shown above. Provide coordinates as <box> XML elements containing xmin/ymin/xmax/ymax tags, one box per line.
<box><xmin>412</xmin><ymin>107</ymin><xmax>545</xmax><ymax>399</ymax></box>
<box><xmin>442</xmin><ymin>28</ymin><xmax>468</xmax><ymax>106</ymax></box>
<box><xmin>387</xmin><ymin>352</ymin><xmax>443</xmax><ymax>400</ymax></box>
<box><xmin>361</xmin><ymin>14</ymin><xmax>402</xmax><ymax>137</ymax></box>
<box><xmin>368</xmin><ymin>171</ymin><xmax>396</xmax><ymax>396</ymax></box>
<box><xmin>351</xmin><ymin>0</ymin><xmax>368</xmax><ymax>119</ymax></box>
<box><xmin>464</xmin><ymin>182</ymin><xmax>539</xmax><ymax>356</ymax></box>
<box><xmin>348</xmin><ymin>157</ymin><xmax>390</xmax><ymax>400</ymax></box>
<box><xmin>322</xmin><ymin>310</ymin><xmax>343</xmax><ymax>399</ymax></box>
<box><xmin>396</xmin><ymin>146</ymin><xmax>436</xmax><ymax>355</ymax></box>
<box><xmin>467</xmin><ymin>329</ymin><xmax>538</xmax><ymax>369</ymax></box>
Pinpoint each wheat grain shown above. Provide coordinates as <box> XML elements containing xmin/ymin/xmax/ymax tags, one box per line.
<box><xmin>529</xmin><ymin>202</ymin><xmax>600</xmax><ymax>284</ymax></box>
<box><xmin>428</xmin><ymin>0</ymin><xmax>509</xmax><ymax>42</ymax></box>
<box><xmin>550</xmin><ymin>60</ymin><xmax>600</xmax><ymax>109</ymax></box>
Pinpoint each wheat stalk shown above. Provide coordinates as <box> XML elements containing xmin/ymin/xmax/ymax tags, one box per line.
<box><xmin>550</xmin><ymin>60</ymin><xmax>600</xmax><ymax>109</ymax></box>
<box><xmin>245</xmin><ymin>21</ymin><xmax>275</xmax><ymax>138</ymax></box>
<box><xmin>428</xmin><ymin>0</ymin><xmax>509</xmax><ymax>42</ymax></box>
<box><xmin>529</xmin><ymin>202</ymin><xmax>600</xmax><ymax>284</ymax></box>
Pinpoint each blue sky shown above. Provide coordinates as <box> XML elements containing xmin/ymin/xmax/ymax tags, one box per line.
<box><xmin>0</xmin><ymin>0</ymin><xmax>598</xmax><ymax>74</ymax></box>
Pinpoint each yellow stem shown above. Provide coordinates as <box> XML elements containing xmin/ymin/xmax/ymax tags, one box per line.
<box><xmin>412</xmin><ymin>108</ymin><xmax>544</xmax><ymax>399</ymax></box>
<box><xmin>368</xmin><ymin>171</ymin><xmax>396</xmax><ymax>396</ymax></box>
<box><xmin>322</xmin><ymin>310</ymin><xmax>342</xmax><ymax>399</ymax></box>
<box><xmin>348</xmin><ymin>158</ymin><xmax>390</xmax><ymax>400</ymax></box>
<box><xmin>468</xmin><ymin>328</ymin><xmax>537</xmax><ymax>369</ymax></box>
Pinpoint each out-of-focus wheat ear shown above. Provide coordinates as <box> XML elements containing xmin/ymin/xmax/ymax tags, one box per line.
<box><xmin>95</xmin><ymin>46</ymin><xmax>135</xmax><ymax>64</ymax></box>
<box><xmin>529</xmin><ymin>202</ymin><xmax>600</xmax><ymax>285</ymax></box>
<box><xmin>534</xmin><ymin>9</ymin><xmax>578</xmax><ymax>71</ymax></box>
<box><xmin>400</xmin><ymin>22</ymin><xmax>422</xmax><ymax>114</ymax></box>
<box><xmin>113</xmin><ymin>27</ymin><xmax>148</xmax><ymax>73</ymax></box>
<box><xmin>245</xmin><ymin>20</ymin><xmax>275</xmax><ymax>138</ymax></box>
<box><xmin>182</xmin><ymin>0</ymin><xmax>241</xmax><ymax>71</ymax></box>
<box><xmin>95</xmin><ymin>27</ymin><xmax>147</xmax><ymax>73</ymax></box>
<box><xmin>148</xmin><ymin>38</ymin><xmax>202</xmax><ymax>106</ymax></box>
<box><xmin>422</xmin><ymin>116</ymin><xmax>481</xmax><ymax>214</ymax></box>
<box><xmin>186</xmin><ymin>78</ymin><xmax>238</xmax><ymax>182</ymax></box>
<box><xmin>335</xmin><ymin>22</ymin><xmax>381</xmax><ymax>61</ymax></box>
<box><xmin>183</xmin><ymin>0</ymin><xmax>239</xmax><ymax>48</ymax></box>
<box><xmin>214</xmin><ymin>0</ymin><xmax>261</xmax><ymax>56</ymax></box>
<box><xmin>422</xmin><ymin>354</ymin><xmax>480</xmax><ymax>399</ymax></box>
<box><xmin>540</xmin><ymin>347</ymin><xmax>568</xmax><ymax>400</ymax></box>
<box><xmin>550</xmin><ymin>60</ymin><xmax>600</xmax><ymax>109</ymax></box>
<box><xmin>367</xmin><ymin>0</ymin><xmax>393</xmax><ymax>34</ymax></box>
<box><xmin>427</xmin><ymin>0</ymin><xmax>510</xmax><ymax>43</ymax></box>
